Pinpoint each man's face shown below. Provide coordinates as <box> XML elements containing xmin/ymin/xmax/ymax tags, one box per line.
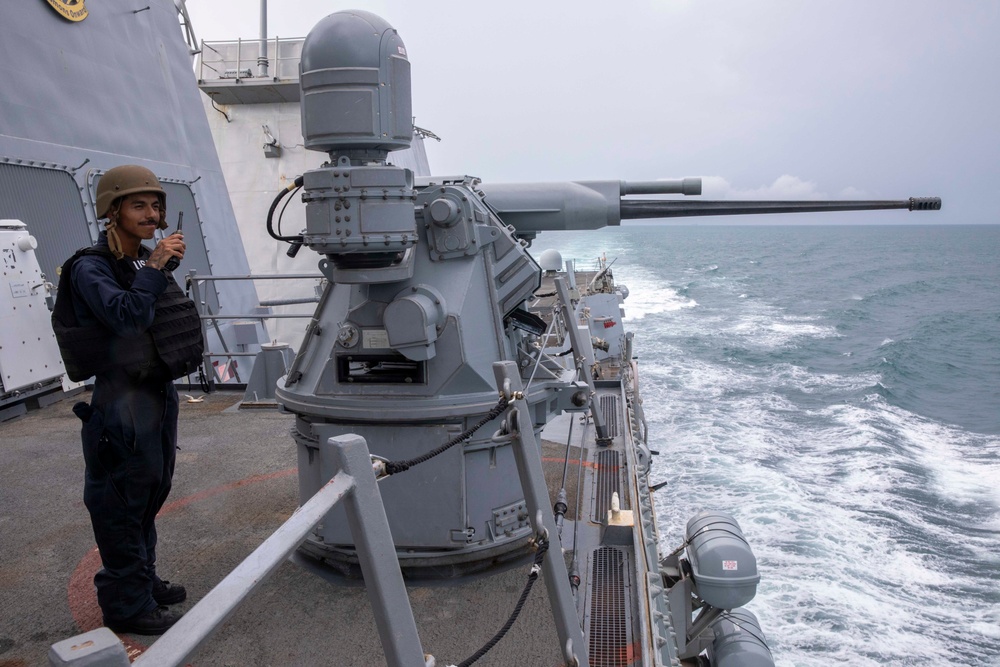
<box><xmin>114</xmin><ymin>193</ymin><xmax>162</xmax><ymax>246</ymax></box>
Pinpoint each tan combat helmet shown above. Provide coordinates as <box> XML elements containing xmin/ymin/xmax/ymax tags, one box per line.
<box><xmin>95</xmin><ymin>164</ymin><xmax>167</xmax><ymax>224</ymax></box>
<box><xmin>95</xmin><ymin>165</ymin><xmax>168</xmax><ymax>257</ymax></box>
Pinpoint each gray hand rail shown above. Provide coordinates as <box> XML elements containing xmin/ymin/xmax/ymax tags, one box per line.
<box><xmin>50</xmin><ymin>435</ymin><xmax>428</xmax><ymax>667</ymax></box>
<box><xmin>186</xmin><ymin>270</ymin><xmax>324</xmax><ymax>383</ymax></box>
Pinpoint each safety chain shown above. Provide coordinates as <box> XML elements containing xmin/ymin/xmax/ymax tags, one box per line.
<box><xmin>455</xmin><ymin>536</ymin><xmax>550</xmax><ymax>667</ymax></box>
<box><xmin>380</xmin><ymin>396</ymin><xmax>510</xmax><ymax>477</ymax></box>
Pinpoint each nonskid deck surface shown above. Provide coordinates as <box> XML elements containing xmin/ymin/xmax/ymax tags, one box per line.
<box><xmin>0</xmin><ymin>390</ymin><xmax>640</xmax><ymax>666</ymax></box>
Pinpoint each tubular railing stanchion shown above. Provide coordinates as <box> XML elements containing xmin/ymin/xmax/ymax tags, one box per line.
<box><xmin>492</xmin><ymin>361</ymin><xmax>591</xmax><ymax>667</ymax></box>
<box><xmin>187</xmin><ymin>270</ymin><xmax>211</xmax><ymax>390</ymax></box>
<box><xmin>322</xmin><ymin>435</ymin><xmax>427</xmax><ymax>667</ymax></box>
<box><xmin>554</xmin><ymin>276</ymin><xmax>608</xmax><ymax>442</ymax></box>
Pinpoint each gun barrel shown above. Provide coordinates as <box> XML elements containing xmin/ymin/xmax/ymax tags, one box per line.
<box><xmin>620</xmin><ymin>178</ymin><xmax>702</xmax><ymax>196</ymax></box>
<box><xmin>620</xmin><ymin>197</ymin><xmax>942</xmax><ymax>219</ymax></box>
<box><xmin>482</xmin><ymin>179</ymin><xmax>941</xmax><ymax>234</ymax></box>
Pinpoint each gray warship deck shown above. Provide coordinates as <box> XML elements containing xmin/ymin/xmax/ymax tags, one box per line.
<box><xmin>0</xmin><ymin>384</ymin><xmax>659</xmax><ymax>666</ymax></box>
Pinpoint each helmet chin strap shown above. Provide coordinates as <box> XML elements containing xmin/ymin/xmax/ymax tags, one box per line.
<box><xmin>105</xmin><ymin>203</ymin><xmax>125</xmax><ymax>259</ymax></box>
<box><xmin>157</xmin><ymin>194</ymin><xmax>168</xmax><ymax>230</ymax></box>
<box><xmin>105</xmin><ymin>219</ymin><xmax>125</xmax><ymax>259</ymax></box>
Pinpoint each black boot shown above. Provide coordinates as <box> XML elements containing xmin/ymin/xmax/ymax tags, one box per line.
<box><xmin>152</xmin><ymin>578</ymin><xmax>187</xmax><ymax>605</ymax></box>
<box><xmin>105</xmin><ymin>606</ymin><xmax>182</xmax><ymax>635</ymax></box>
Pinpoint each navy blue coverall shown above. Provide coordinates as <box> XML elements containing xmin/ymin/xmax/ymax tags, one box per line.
<box><xmin>72</xmin><ymin>234</ymin><xmax>180</xmax><ymax>623</ymax></box>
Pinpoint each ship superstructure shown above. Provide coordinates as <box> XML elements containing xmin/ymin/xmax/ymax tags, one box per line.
<box><xmin>0</xmin><ymin>0</ymin><xmax>264</xmax><ymax>418</ymax></box>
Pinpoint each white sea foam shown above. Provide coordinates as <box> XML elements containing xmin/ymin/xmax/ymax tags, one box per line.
<box><xmin>879</xmin><ymin>404</ymin><xmax>1000</xmax><ymax>508</ymax></box>
<box><xmin>600</xmin><ymin>268</ymin><xmax>697</xmax><ymax>320</ymax></box>
<box><xmin>770</xmin><ymin>363</ymin><xmax>879</xmax><ymax>394</ymax></box>
<box><xmin>644</xmin><ymin>346</ymin><xmax>1000</xmax><ymax>666</ymax></box>
<box><xmin>721</xmin><ymin>308</ymin><xmax>840</xmax><ymax>348</ymax></box>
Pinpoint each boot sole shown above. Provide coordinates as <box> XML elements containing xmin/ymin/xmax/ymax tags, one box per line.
<box><xmin>153</xmin><ymin>590</ymin><xmax>187</xmax><ymax>605</ymax></box>
<box><xmin>105</xmin><ymin>620</ymin><xmax>178</xmax><ymax>635</ymax></box>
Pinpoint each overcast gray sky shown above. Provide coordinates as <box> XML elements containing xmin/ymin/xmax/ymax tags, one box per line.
<box><xmin>186</xmin><ymin>1</ymin><xmax>999</xmax><ymax>224</ymax></box>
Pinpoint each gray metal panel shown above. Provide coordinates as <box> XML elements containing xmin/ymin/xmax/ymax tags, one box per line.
<box><xmin>159</xmin><ymin>182</ymin><xmax>219</xmax><ymax>313</ymax></box>
<box><xmin>198</xmin><ymin>81</ymin><xmax>300</xmax><ymax>105</ymax></box>
<box><xmin>0</xmin><ymin>164</ymin><xmax>91</xmax><ymax>281</ymax></box>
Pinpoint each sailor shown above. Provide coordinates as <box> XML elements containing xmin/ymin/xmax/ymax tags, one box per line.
<box><xmin>54</xmin><ymin>165</ymin><xmax>203</xmax><ymax>634</ymax></box>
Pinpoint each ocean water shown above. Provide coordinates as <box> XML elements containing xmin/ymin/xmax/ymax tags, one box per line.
<box><xmin>536</xmin><ymin>224</ymin><xmax>1000</xmax><ymax>667</ymax></box>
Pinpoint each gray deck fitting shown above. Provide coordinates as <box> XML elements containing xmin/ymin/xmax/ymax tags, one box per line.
<box><xmin>493</xmin><ymin>361</ymin><xmax>591</xmax><ymax>667</ymax></box>
<box><xmin>48</xmin><ymin>628</ymin><xmax>130</xmax><ymax>667</ymax></box>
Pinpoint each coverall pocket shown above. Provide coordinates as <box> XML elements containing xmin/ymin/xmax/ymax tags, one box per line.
<box><xmin>79</xmin><ymin>404</ymin><xmax>105</xmax><ymax>473</ymax></box>
<box><xmin>80</xmin><ymin>404</ymin><xmax>129</xmax><ymax>506</ymax></box>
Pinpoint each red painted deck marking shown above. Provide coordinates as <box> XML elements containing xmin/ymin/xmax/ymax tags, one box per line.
<box><xmin>541</xmin><ymin>456</ymin><xmax>599</xmax><ymax>469</ymax></box>
<box><xmin>67</xmin><ymin>467</ymin><xmax>296</xmax><ymax>660</ymax></box>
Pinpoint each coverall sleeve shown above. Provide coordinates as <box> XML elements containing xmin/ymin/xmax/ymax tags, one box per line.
<box><xmin>71</xmin><ymin>257</ymin><xmax>169</xmax><ymax>338</ymax></box>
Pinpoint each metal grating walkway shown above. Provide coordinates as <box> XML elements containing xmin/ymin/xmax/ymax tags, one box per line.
<box><xmin>589</xmin><ymin>547</ymin><xmax>633</xmax><ymax>666</ymax></box>
<box><xmin>594</xmin><ymin>450</ymin><xmax>621</xmax><ymax>522</ymax></box>
<box><xmin>600</xmin><ymin>394</ymin><xmax>619</xmax><ymax>438</ymax></box>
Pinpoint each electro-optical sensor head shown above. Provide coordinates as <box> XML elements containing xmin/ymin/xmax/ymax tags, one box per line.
<box><xmin>300</xmin><ymin>10</ymin><xmax>413</xmax><ymax>156</ymax></box>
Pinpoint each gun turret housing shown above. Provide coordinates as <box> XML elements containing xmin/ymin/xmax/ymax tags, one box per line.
<box><xmin>277</xmin><ymin>11</ymin><xmax>942</xmax><ymax>575</ymax></box>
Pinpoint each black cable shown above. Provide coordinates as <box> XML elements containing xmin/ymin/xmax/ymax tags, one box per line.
<box><xmin>198</xmin><ymin>363</ymin><xmax>211</xmax><ymax>394</ymax></box>
<box><xmin>266</xmin><ymin>176</ymin><xmax>305</xmax><ymax>244</ymax></box>
<box><xmin>210</xmin><ymin>99</ymin><xmax>231</xmax><ymax>122</ymax></box>
<box><xmin>384</xmin><ymin>396</ymin><xmax>508</xmax><ymax>475</ymax></box>
<box><xmin>276</xmin><ymin>185</ymin><xmax>301</xmax><ymax>238</ymax></box>
<box><xmin>666</xmin><ymin>521</ymin><xmax>750</xmax><ymax>559</ymax></box>
<box><xmin>456</xmin><ymin>538</ymin><xmax>549</xmax><ymax>667</ymax></box>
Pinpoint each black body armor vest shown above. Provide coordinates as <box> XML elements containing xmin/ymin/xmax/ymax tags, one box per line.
<box><xmin>52</xmin><ymin>247</ymin><xmax>204</xmax><ymax>382</ymax></box>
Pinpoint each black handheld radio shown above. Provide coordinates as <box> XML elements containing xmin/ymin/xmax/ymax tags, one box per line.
<box><xmin>164</xmin><ymin>211</ymin><xmax>183</xmax><ymax>271</ymax></box>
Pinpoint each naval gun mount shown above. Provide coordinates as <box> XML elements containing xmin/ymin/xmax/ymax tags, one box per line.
<box><xmin>272</xmin><ymin>9</ymin><xmax>941</xmax><ymax>575</ymax></box>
